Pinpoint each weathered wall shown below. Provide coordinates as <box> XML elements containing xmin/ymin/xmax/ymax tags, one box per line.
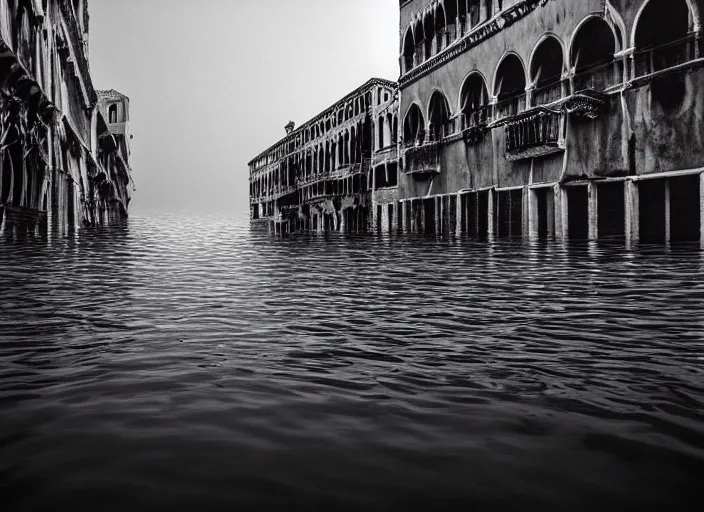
<box><xmin>398</xmin><ymin>0</ymin><xmax>704</xmax><ymax>201</ymax></box>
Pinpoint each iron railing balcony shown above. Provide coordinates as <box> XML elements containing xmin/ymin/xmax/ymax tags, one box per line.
<box><xmin>532</xmin><ymin>80</ymin><xmax>564</xmax><ymax>106</ymax></box>
<box><xmin>634</xmin><ymin>33</ymin><xmax>698</xmax><ymax>77</ymax></box>
<box><xmin>494</xmin><ymin>93</ymin><xmax>527</xmax><ymax>122</ymax></box>
<box><xmin>573</xmin><ymin>60</ymin><xmax>623</xmax><ymax>93</ymax></box>
<box><xmin>402</xmin><ymin>141</ymin><xmax>441</xmax><ymax>178</ymax></box>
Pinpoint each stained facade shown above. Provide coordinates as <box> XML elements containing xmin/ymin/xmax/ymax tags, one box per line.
<box><xmin>252</xmin><ymin>0</ymin><xmax>703</xmax><ymax>245</ymax></box>
<box><xmin>249</xmin><ymin>79</ymin><xmax>397</xmax><ymax>234</ymax></box>
<box><xmin>0</xmin><ymin>0</ymin><xmax>133</xmax><ymax>235</ymax></box>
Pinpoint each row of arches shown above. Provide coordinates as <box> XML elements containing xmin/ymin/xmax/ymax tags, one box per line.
<box><xmin>251</xmin><ymin>87</ymin><xmax>397</xmax><ymax>171</ymax></box>
<box><xmin>402</xmin><ymin>0</ymin><xmax>698</xmax><ymax>143</ymax></box>
<box><xmin>377</xmin><ymin>113</ymin><xmax>399</xmax><ymax>150</ymax></box>
<box><xmin>403</xmin><ymin>1</ymin><xmax>501</xmax><ymax>72</ymax></box>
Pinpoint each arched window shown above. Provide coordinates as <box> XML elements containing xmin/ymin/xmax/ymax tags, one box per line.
<box><xmin>351</xmin><ymin>127</ymin><xmax>357</xmax><ymax>163</ymax></box>
<box><xmin>446</xmin><ymin>1</ymin><xmax>458</xmax><ymax>40</ymax></box>
<box><xmin>460</xmin><ymin>73</ymin><xmax>489</xmax><ymax>129</ymax></box>
<box><xmin>424</xmin><ymin>12</ymin><xmax>434</xmax><ymax>60</ymax></box>
<box><xmin>428</xmin><ymin>91</ymin><xmax>451</xmax><ymax>140</ymax></box>
<box><xmin>392</xmin><ymin>115</ymin><xmax>398</xmax><ymax>144</ymax></box>
<box><xmin>571</xmin><ymin>17</ymin><xmax>618</xmax><ymax>92</ymax></box>
<box><xmin>108</xmin><ymin>103</ymin><xmax>118</xmax><ymax>123</ymax></box>
<box><xmin>378</xmin><ymin>116</ymin><xmax>385</xmax><ymax>149</ymax></box>
<box><xmin>403</xmin><ymin>104</ymin><xmax>425</xmax><ymax>146</ymax></box>
<box><xmin>435</xmin><ymin>4</ymin><xmax>446</xmax><ymax>53</ymax></box>
<box><xmin>531</xmin><ymin>36</ymin><xmax>564</xmax><ymax>106</ymax></box>
<box><xmin>344</xmin><ymin>131</ymin><xmax>350</xmax><ymax>164</ymax></box>
<box><xmin>469</xmin><ymin>0</ymin><xmax>481</xmax><ymax>29</ymax></box>
<box><xmin>634</xmin><ymin>0</ymin><xmax>694</xmax><ymax>76</ymax></box>
<box><xmin>494</xmin><ymin>54</ymin><xmax>526</xmax><ymax>118</ymax></box>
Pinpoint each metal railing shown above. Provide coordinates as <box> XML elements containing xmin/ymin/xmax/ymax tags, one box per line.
<box><xmin>573</xmin><ymin>60</ymin><xmax>623</xmax><ymax>93</ymax></box>
<box><xmin>495</xmin><ymin>94</ymin><xmax>527</xmax><ymax>120</ymax></box>
<box><xmin>506</xmin><ymin>111</ymin><xmax>561</xmax><ymax>153</ymax></box>
<box><xmin>403</xmin><ymin>141</ymin><xmax>441</xmax><ymax>173</ymax></box>
<box><xmin>532</xmin><ymin>80</ymin><xmax>563</xmax><ymax>106</ymax></box>
<box><xmin>634</xmin><ymin>33</ymin><xmax>698</xmax><ymax>77</ymax></box>
<box><xmin>461</xmin><ymin>106</ymin><xmax>490</xmax><ymax>129</ymax></box>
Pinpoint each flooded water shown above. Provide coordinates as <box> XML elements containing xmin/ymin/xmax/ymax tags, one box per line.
<box><xmin>1</xmin><ymin>211</ymin><xmax>704</xmax><ymax>510</ymax></box>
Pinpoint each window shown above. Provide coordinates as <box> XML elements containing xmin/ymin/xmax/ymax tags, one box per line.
<box><xmin>108</xmin><ymin>103</ymin><xmax>118</xmax><ymax>123</ymax></box>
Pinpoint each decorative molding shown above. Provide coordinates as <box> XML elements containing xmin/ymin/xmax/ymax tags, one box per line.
<box><xmin>399</xmin><ymin>0</ymin><xmax>555</xmax><ymax>88</ymax></box>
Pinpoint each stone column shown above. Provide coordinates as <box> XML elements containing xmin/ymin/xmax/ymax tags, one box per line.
<box><xmin>553</xmin><ymin>184</ymin><xmax>564</xmax><ymax>240</ymax></box>
<box><xmin>421</xmin><ymin>199</ymin><xmax>427</xmax><ymax>233</ymax></box>
<box><xmin>456</xmin><ymin>193</ymin><xmax>463</xmax><ymax>234</ymax></box>
<box><xmin>527</xmin><ymin>188</ymin><xmax>538</xmax><ymax>239</ymax></box>
<box><xmin>625</xmin><ymin>180</ymin><xmax>639</xmax><ymax>246</ymax></box>
<box><xmin>435</xmin><ymin>196</ymin><xmax>441</xmax><ymax>234</ymax></box>
<box><xmin>588</xmin><ymin>182</ymin><xmax>598</xmax><ymax>240</ymax></box>
<box><xmin>664</xmin><ymin>179</ymin><xmax>671</xmax><ymax>244</ymax></box>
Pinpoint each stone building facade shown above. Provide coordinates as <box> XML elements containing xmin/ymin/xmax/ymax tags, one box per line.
<box><xmin>250</xmin><ymin>0</ymin><xmax>703</xmax><ymax>245</ymax></box>
<box><xmin>397</xmin><ymin>0</ymin><xmax>704</xmax><ymax>245</ymax></box>
<box><xmin>0</xmin><ymin>0</ymin><xmax>133</xmax><ymax>235</ymax></box>
<box><xmin>249</xmin><ymin>79</ymin><xmax>398</xmax><ymax>234</ymax></box>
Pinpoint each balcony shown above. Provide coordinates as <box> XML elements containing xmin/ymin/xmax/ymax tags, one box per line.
<box><xmin>573</xmin><ymin>60</ymin><xmax>623</xmax><ymax>93</ymax></box>
<box><xmin>494</xmin><ymin>94</ymin><xmax>527</xmax><ymax>122</ymax></box>
<box><xmin>504</xmin><ymin>108</ymin><xmax>564</xmax><ymax>161</ymax></box>
<box><xmin>402</xmin><ymin>141</ymin><xmax>441</xmax><ymax>179</ymax></box>
<box><xmin>634</xmin><ymin>33</ymin><xmax>699</xmax><ymax>77</ymax></box>
<box><xmin>532</xmin><ymin>81</ymin><xmax>563</xmax><ymax>106</ymax></box>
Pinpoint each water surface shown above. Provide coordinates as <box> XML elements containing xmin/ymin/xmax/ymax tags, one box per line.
<box><xmin>1</xmin><ymin>212</ymin><xmax>703</xmax><ymax>510</ymax></box>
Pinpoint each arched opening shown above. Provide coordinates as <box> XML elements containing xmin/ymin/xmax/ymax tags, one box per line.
<box><xmin>494</xmin><ymin>54</ymin><xmax>526</xmax><ymax>118</ymax></box>
<box><xmin>378</xmin><ymin>116</ymin><xmax>385</xmax><ymax>149</ymax></box>
<box><xmin>403</xmin><ymin>104</ymin><xmax>425</xmax><ymax>146</ymax></box>
<box><xmin>108</xmin><ymin>103</ymin><xmax>118</xmax><ymax>123</ymax></box>
<box><xmin>634</xmin><ymin>0</ymin><xmax>694</xmax><ymax>76</ymax></box>
<box><xmin>428</xmin><ymin>91</ymin><xmax>451</xmax><ymax>140</ymax></box>
<box><xmin>571</xmin><ymin>17</ymin><xmax>619</xmax><ymax>92</ymax></box>
<box><xmin>392</xmin><ymin>114</ymin><xmax>398</xmax><ymax>144</ymax></box>
<box><xmin>362</xmin><ymin>118</ymin><xmax>372</xmax><ymax>157</ymax></box>
<box><xmin>460</xmin><ymin>73</ymin><xmax>489</xmax><ymax>129</ymax></box>
<box><xmin>435</xmin><ymin>4</ymin><xmax>446</xmax><ymax>53</ymax></box>
<box><xmin>351</xmin><ymin>127</ymin><xmax>357</xmax><ymax>163</ymax></box>
<box><xmin>424</xmin><ymin>12</ymin><xmax>434</xmax><ymax>60</ymax></box>
<box><xmin>446</xmin><ymin>1</ymin><xmax>457</xmax><ymax>41</ymax></box>
<box><xmin>531</xmin><ymin>36</ymin><xmax>564</xmax><ymax>105</ymax></box>
<box><xmin>469</xmin><ymin>0</ymin><xmax>481</xmax><ymax>29</ymax></box>
<box><xmin>403</xmin><ymin>27</ymin><xmax>416</xmax><ymax>73</ymax></box>
<box><xmin>343</xmin><ymin>131</ymin><xmax>350</xmax><ymax>164</ymax></box>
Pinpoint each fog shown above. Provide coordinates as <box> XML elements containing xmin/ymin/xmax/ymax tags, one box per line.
<box><xmin>88</xmin><ymin>0</ymin><xmax>400</xmax><ymax>216</ymax></box>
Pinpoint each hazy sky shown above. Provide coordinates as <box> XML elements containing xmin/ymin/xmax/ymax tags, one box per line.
<box><xmin>89</xmin><ymin>0</ymin><xmax>400</xmax><ymax>215</ymax></box>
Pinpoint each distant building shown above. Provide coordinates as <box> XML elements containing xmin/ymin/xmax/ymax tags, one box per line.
<box><xmin>248</xmin><ymin>79</ymin><xmax>398</xmax><ymax>233</ymax></box>
<box><xmin>249</xmin><ymin>0</ymin><xmax>704</xmax><ymax>246</ymax></box>
<box><xmin>96</xmin><ymin>89</ymin><xmax>133</xmax><ymax>221</ymax></box>
<box><xmin>0</xmin><ymin>0</ymin><xmax>133</xmax><ymax>234</ymax></box>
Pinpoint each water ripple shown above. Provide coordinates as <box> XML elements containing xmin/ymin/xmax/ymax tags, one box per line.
<box><xmin>1</xmin><ymin>212</ymin><xmax>703</xmax><ymax>509</ymax></box>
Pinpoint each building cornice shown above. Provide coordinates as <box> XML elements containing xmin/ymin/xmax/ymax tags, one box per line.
<box><xmin>58</xmin><ymin>0</ymin><xmax>97</xmax><ymax>107</ymax></box>
<box><xmin>399</xmin><ymin>0</ymin><xmax>554</xmax><ymax>89</ymax></box>
<box><xmin>247</xmin><ymin>77</ymin><xmax>397</xmax><ymax>166</ymax></box>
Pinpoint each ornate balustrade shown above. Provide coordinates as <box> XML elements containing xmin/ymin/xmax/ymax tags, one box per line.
<box><xmin>504</xmin><ymin>108</ymin><xmax>564</xmax><ymax>161</ymax></box>
<box><xmin>573</xmin><ymin>60</ymin><xmax>623</xmax><ymax>93</ymax></box>
<box><xmin>634</xmin><ymin>33</ymin><xmax>698</xmax><ymax>77</ymax></box>
<box><xmin>402</xmin><ymin>141</ymin><xmax>441</xmax><ymax>178</ymax></box>
<box><xmin>532</xmin><ymin>81</ymin><xmax>563</xmax><ymax>106</ymax></box>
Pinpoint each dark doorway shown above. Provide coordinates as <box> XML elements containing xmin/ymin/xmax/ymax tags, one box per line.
<box><xmin>567</xmin><ymin>186</ymin><xmax>589</xmax><ymax>239</ymax></box>
<box><xmin>670</xmin><ymin>174</ymin><xmax>700</xmax><ymax>242</ymax></box>
<box><xmin>597</xmin><ymin>182</ymin><xmax>625</xmax><ymax>239</ymax></box>
<box><xmin>639</xmin><ymin>180</ymin><xmax>666</xmax><ymax>243</ymax></box>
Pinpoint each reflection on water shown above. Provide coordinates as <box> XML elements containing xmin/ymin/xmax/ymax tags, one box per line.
<box><xmin>1</xmin><ymin>212</ymin><xmax>703</xmax><ymax>510</ymax></box>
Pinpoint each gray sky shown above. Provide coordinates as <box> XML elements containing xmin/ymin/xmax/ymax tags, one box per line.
<box><xmin>89</xmin><ymin>0</ymin><xmax>400</xmax><ymax>215</ymax></box>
